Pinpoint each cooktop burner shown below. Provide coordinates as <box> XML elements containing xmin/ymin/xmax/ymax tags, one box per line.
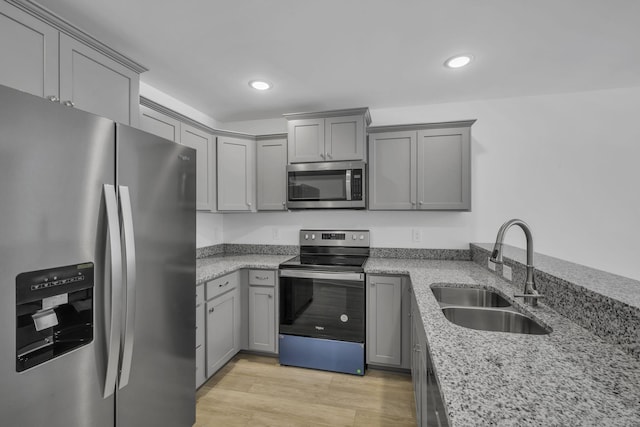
<box><xmin>279</xmin><ymin>229</ymin><xmax>370</xmax><ymax>273</ymax></box>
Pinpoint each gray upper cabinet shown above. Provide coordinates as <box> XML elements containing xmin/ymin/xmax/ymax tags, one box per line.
<box><xmin>256</xmin><ymin>136</ymin><xmax>287</xmax><ymax>211</ymax></box>
<box><xmin>181</xmin><ymin>124</ymin><xmax>216</xmax><ymax>211</ymax></box>
<box><xmin>59</xmin><ymin>34</ymin><xmax>140</xmax><ymax>126</ymax></box>
<box><xmin>287</xmin><ymin>118</ymin><xmax>324</xmax><ymax>163</ymax></box>
<box><xmin>285</xmin><ymin>108</ymin><xmax>371</xmax><ymax>163</ymax></box>
<box><xmin>0</xmin><ymin>2</ymin><xmax>58</xmax><ymax>98</ymax></box>
<box><xmin>217</xmin><ymin>136</ymin><xmax>255</xmax><ymax>211</ymax></box>
<box><xmin>369</xmin><ymin>131</ymin><xmax>417</xmax><ymax>210</ymax></box>
<box><xmin>368</xmin><ymin>120</ymin><xmax>475</xmax><ymax>211</ymax></box>
<box><xmin>139</xmin><ymin>105</ymin><xmax>181</xmax><ymax>142</ymax></box>
<box><xmin>0</xmin><ymin>1</ymin><xmax>145</xmax><ymax>125</ymax></box>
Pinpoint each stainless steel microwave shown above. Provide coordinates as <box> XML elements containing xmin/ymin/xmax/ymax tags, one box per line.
<box><xmin>286</xmin><ymin>161</ymin><xmax>366</xmax><ymax>209</ymax></box>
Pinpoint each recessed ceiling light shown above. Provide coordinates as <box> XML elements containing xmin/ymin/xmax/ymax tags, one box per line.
<box><xmin>444</xmin><ymin>55</ymin><xmax>473</xmax><ymax>69</ymax></box>
<box><xmin>249</xmin><ymin>80</ymin><xmax>272</xmax><ymax>90</ymax></box>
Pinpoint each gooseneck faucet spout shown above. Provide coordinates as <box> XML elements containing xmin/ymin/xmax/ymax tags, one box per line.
<box><xmin>489</xmin><ymin>219</ymin><xmax>542</xmax><ymax>306</ymax></box>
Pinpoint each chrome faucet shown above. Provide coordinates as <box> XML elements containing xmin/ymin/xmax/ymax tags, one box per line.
<box><xmin>489</xmin><ymin>219</ymin><xmax>543</xmax><ymax>307</ymax></box>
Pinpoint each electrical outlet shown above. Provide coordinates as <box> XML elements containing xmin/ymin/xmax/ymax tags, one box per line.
<box><xmin>412</xmin><ymin>228</ymin><xmax>421</xmax><ymax>243</ymax></box>
<box><xmin>488</xmin><ymin>259</ymin><xmax>496</xmax><ymax>271</ymax></box>
<box><xmin>502</xmin><ymin>265</ymin><xmax>513</xmax><ymax>281</ymax></box>
<box><xmin>272</xmin><ymin>228</ymin><xmax>280</xmax><ymax>241</ymax></box>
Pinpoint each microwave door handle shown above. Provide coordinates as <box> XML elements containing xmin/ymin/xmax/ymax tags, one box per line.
<box><xmin>345</xmin><ymin>169</ymin><xmax>352</xmax><ymax>201</ymax></box>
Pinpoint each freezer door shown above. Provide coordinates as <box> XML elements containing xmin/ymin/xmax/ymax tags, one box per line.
<box><xmin>0</xmin><ymin>85</ymin><xmax>116</xmax><ymax>427</ymax></box>
<box><xmin>115</xmin><ymin>124</ymin><xmax>196</xmax><ymax>427</ymax></box>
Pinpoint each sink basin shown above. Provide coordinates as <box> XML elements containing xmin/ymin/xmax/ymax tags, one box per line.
<box><xmin>431</xmin><ymin>286</ymin><xmax>512</xmax><ymax>308</ymax></box>
<box><xmin>441</xmin><ymin>307</ymin><xmax>550</xmax><ymax>335</ymax></box>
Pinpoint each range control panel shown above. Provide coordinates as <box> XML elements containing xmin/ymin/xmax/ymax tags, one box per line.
<box><xmin>299</xmin><ymin>230</ymin><xmax>370</xmax><ymax>247</ymax></box>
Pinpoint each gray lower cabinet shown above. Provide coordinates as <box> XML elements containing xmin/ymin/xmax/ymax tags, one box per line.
<box><xmin>366</xmin><ymin>275</ymin><xmax>411</xmax><ymax>369</ymax></box>
<box><xmin>205</xmin><ymin>272</ymin><xmax>241</xmax><ymax>377</ymax></box>
<box><xmin>256</xmin><ymin>137</ymin><xmax>287</xmax><ymax>211</ymax></box>
<box><xmin>368</xmin><ymin>120</ymin><xmax>475</xmax><ymax>211</ymax></box>
<box><xmin>217</xmin><ymin>136</ymin><xmax>256</xmax><ymax>211</ymax></box>
<box><xmin>0</xmin><ymin>2</ymin><xmax>142</xmax><ymax>125</ymax></box>
<box><xmin>248</xmin><ymin>269</ymin><xmax>277</xmax><ymax>353</ymax></box>
<box><xmin>195</xmin><ymin>284</ymin><xmax>206</xmax><ymax>388</ymax></box>
<box><xmin>411</xmin><ymin>290</ymin><xmax>449</xmax><ymax>427</ymax></box>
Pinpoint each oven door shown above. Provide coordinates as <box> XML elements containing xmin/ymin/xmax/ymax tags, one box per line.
<box><xmin>279</xmin><ymin>270</ymin><xmax>365</xmax><ymax>343</ymax></box>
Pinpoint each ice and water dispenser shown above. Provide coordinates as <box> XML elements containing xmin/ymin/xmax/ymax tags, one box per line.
<box><xmin>16</xmin><ymin>263</ymin><xmax>94</xmax><ymax>372</ymax></box>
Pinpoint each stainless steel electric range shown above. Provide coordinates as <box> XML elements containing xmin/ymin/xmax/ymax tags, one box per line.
<box><xmin>278</xmin><ymin>229</ymin><xmax>370</xmax><ymax>376</ymax></box>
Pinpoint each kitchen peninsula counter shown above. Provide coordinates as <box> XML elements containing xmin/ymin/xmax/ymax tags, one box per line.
<box><xmin>196</xmin><ymin>254</ymin><xmax>292</xmax><ymax>285</ymax></box>
<box><xmin>365</xmin><ymin>258</ymin><xmax>640</xmax><ymax>426</ymax></box>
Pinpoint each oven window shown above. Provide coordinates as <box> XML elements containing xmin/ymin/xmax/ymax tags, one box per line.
<box><xmin>279</xmin><ymin>277</ymin><xmax>364</xmax><ymax>342</ymax></box>
<box><xmin>288</xmin><ymin>170</ymin><xmax>346</xmax><ymax>201</ymax></box>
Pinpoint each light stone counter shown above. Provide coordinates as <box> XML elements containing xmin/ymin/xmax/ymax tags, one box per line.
<box><xmin>196</xmin><ymin>254</ymin><xmax>293</xmax><ymax>285</ymax></box>
<box><xmin>365</xmin><ymin>258</ymin><xmax>640</xmax><ymax>426</ymax></box>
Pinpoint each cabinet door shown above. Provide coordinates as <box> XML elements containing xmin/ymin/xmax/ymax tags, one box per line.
<box><xmin>0</xmin><ymin>2</ymin><xmax>58</xmax><ymax>99</ymax></box>
<box><xmin>248</xmin><ymin>286</ymin><xmax>276</xmax><ymax>353</ymax></box>
<box><xmin>287</xmin><ymin>118</ymin><xmax>325</xmax><ymax>163</ymax></box>
<box><xmin>367</xmin><ymin>276</ymin><xmax>402</xmax><ymax>366</ymax></box>
<box><xmin>180</xmin><ymin>124</ymin><xmax>215</xmax><ymax>211</ymax></box>
<box><xmin>417</xmin><ymin>127</ymin><xmax>471</xmax><ymax>210</ymax></box>
<box><xmin>256</xmin><ymin>138</ymin><xmax>287</xmax><ymax>210</ymax></box>
<box><xmin>217</xmin><ymin>137</ymin><xmax>255</xmax><ymax>211</ymax></box>
<box><xmin>195</xmin><ymin>345</ymin><xmax>206</xmax><ymax>389</ymax></box>
<box><xmin>205</xmin><ymin>288</ymin><xmax>241</xmax><ymax>377</ymax></box>
<box><xmin>139</xmin><ymin>105</ymin><xmax>181</xmax><ymax>142</ymax></box>
<box><xmin>59</xmin><ymin>33</ymin><xmax>139</xmax><ymax>125</ymax></box>
<box><xmin>325</xmin><ymin>115</ymin><xmax>365</xmax><ymax>161</ymax></box>
<box><xmin>369</xmin><ymin>131</ymin><xmax>417</xmax><ymax>210</ymax></box>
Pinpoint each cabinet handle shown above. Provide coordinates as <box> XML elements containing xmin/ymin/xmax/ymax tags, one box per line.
<box><xmin>208</xmin><ymin>307</ymin><xmax>215</xmax><ymax>313</ymax></box>
<box><xmin>282</xmin><ymin>202</ymin><xmax>286</xmax><ymax>206</ymax></box>
<box><xmin>47</xmin><ymin>95</ymin><xmax>60</xmax><ymax>103</ymax></box>
<box><xmin>411</xmin><ymin>201</ymin><xmax>416</xmax><ymax>206</ymax></box>
<box><xmin>218</xmin><ymin>281</ymin><xmax>229</xmax><ymax>288</ymax></box>
<box><xmin>320</xmin><ymin>153</ymin><xmax>325</xmax><ymax>159</ymax></box>
<box><xmin>268</xmin><ymin>295</ymin><xmax>273</xmax><ymax>299</ymax></box>
<box><xmin>326</xmin><ymin>153</ymin><xmax>332</xmax><ymax>159</ymax></box>
<box><xmin>255</xmin><ymin>276</ymin><xmax>269</xmax><ymax>281</ymax></box>
<box><xmin>62</xmin><ymin>100</ymin><xmax>75</xmax><ymax>107</ymax></box>
<box><xmin>419</xmin><ymin>201</ymin><xmax>424</xmax><ymax>205</ymax></box>
<box><xmin>247</xmin><ymin>202</ymin><xmax>252</xmax><ymax>207</ymax></box>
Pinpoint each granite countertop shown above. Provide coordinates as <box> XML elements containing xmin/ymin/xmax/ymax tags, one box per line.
<box><xmin>196</xmin><ymin>254</ymin><xmax>293</xmax><ymax>285</ymax></box>
<box><xmin>365</xmin><ymin>258</ymin><xmax>640</xmax><ymax>426</ymax></box>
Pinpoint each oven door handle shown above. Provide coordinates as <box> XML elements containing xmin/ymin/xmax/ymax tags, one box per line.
<box><xmin>279</xmin><ymin>269</ymin><xmax>364</xmax><ymax>282</ymax></box>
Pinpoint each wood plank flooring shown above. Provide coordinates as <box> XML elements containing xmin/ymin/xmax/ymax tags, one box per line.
<box><xmin>196</xmin><ymin>353</ymin><xmax>416</xmax><ymax>427</ymax></box>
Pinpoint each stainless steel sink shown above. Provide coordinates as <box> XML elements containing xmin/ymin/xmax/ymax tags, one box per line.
<box><xmin>441</xmin><ymin>307</ymin><xmax>550</xmax><ymax>335</ymax></box>
<box><xmin>431</xmin><ymin>286</ymin><xmax>512</xmax><ymax>308</ymax></box>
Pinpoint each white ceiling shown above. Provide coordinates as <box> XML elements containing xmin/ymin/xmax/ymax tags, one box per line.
<box><xmin>41</xmin><ymin>0</ymin><xmax>640</xmax><ymax>122</ymax></box>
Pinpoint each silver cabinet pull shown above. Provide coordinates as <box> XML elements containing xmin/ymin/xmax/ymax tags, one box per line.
<box><xmin>419</xmin><ymin>201</ymin><xmax>424</xmax><ymax>205</ymax></box>
<box><xmin>255</xmin><ymin>275</ymin><xmax>269</xmax><ymax>281</ymax></box>
<box><xmin>411</xmin><ymin>201</ymin><xmax>416</xmax><ymax>206</ymax></box>
<box><xmin>208</xmin><ymin>307</ymin><xmax>215</xmax><ymax>313</ymax></box>
<box><xmin>46</xmin><ymin>95</ymin><xmax>59</xmax><ymax>102</ymax></box>
<box><xmin>326</xmin><ymin>152</ymin><xmax>332</xmax><ymax>159</ymax></box>
<box><xmin>320</xmin><ymin>153</ymin><xmax>325</xmax><ymax>159</ymax></box>
<box><xmin>62</xmin><ymin>100</ymin><xmax>75</xmax><ymax>107</ymax></box>
<box><xmin>268</xmin><ymin>294</ymin><xmax>273</xmax><ymax>299</ymax></box>
<box><xmin>218</xmin><ymin>281</ymin><xmax>230</xmax><ymax>288</ymax></box>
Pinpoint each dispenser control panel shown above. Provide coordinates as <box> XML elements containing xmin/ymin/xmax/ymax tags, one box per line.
<box><xmin>16</xmin><ymin>262</ymin><xmax>94</xmax><ymax>372</ymax></box>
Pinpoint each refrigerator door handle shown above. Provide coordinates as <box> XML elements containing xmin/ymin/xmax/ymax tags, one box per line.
<box><xmin>118</xmin><ymin>185</ymin><xmax>137</xmax><ymax>390</ymax></box>
<box><xmin>103</xmin><ymin>184</ymin><xmax>123</xmax><ymax>398</ymax></box>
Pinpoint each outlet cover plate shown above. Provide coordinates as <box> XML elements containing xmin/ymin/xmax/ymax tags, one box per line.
<box><xmin>488</xmin><ymin>259</ymin><xmax>496</xmax><ymax>271</ymax></box>
<box><xmin>502</xmin><ymin>265</ymin><xmax>513</xmax><ymax>281</ymax></box>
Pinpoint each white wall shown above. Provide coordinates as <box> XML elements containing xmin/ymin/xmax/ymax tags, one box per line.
<box><xmin>222</xmin><ymin>87</ymin><xmax>640</xmax><ymax>281</ymax></box>
<box><xmin>196</xmin><ymin>212</ymin><xmax>223</xmax><ymax>248</ymax></box>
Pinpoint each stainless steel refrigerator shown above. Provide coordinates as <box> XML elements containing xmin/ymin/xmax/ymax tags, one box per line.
<box><xmin>0</xmin><ymin>84</ymin><xmax>196</xmax><ymax>426</ymax></box>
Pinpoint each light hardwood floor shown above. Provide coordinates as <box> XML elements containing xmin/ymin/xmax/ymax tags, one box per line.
<box><xmin>196</xmin><ymin>353</ymin><xmax>416</xmax><ymax>427</ymax></box>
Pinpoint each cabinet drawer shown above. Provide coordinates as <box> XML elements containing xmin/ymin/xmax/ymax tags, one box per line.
<box><xmin>196</xmin><ymin>284</ymin><xmax>204</xmax><ymax>306</ymax></box>
<box><xmin>206</xmin><ymin>271</ymin><xmax>239</xmax><ymax>301</ymax></box>
<box><xmin>195</xmin><ymin>303</ymin><xmax>204</xmax><ymax>348</ymax></box>
<box><xmin>248</xmin><ymin>269</ymin><xmax>276</xmax><ymax>286</ymax></box>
